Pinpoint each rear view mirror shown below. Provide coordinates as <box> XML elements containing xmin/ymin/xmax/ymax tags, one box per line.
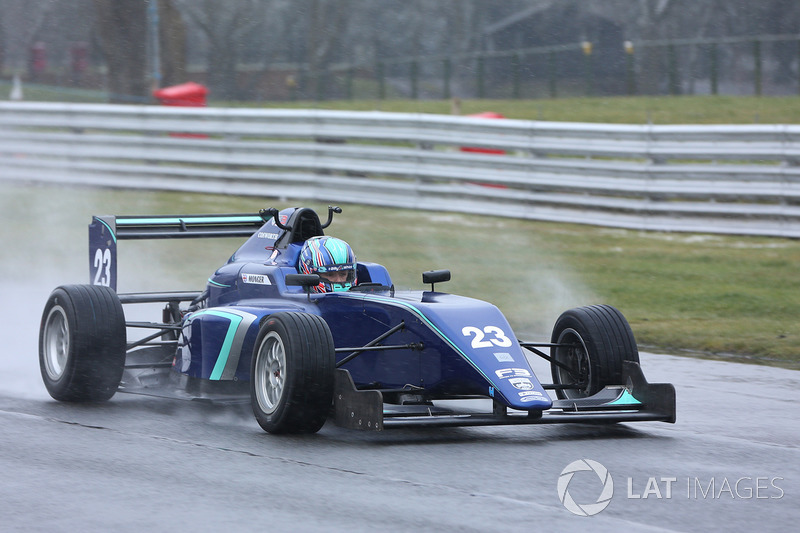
<box><xmin>285</xmin><ymin>274</ymin><xmax>320</xmax><ymax>287</ymax></box>
<box><xmin>422</xmin><ymin>270</ymin><xmax>450</xmax><ymax>292</ymax></box>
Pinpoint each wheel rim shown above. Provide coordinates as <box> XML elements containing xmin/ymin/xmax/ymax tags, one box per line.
<box><xmin>554</xmin><ymin>327</ymin><xmax>591</xmax><ymax>399</ymax></box>
<box><xmin>43</xmin><ymin>305</ymin><xmax>69</xmax><ymax>381</ymax></box>
<box><xmin>254</xmin><ymin>331</ymin><xmax>286</xmax><ymax>415</ymax></box>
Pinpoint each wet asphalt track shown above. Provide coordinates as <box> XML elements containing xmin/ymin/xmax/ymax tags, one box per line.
<box><xmin>1</xmin><ymin>288</ymin><xmax>798</xmax><ymax>532</ymax></box>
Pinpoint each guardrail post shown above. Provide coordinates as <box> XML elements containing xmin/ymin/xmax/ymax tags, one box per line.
<box><xmin>582</xmin><ymin>41</ymin><xmax>593</xmax><ymax>96</ymax></box>
<box><xmin>710</xmin><ymin>43</ymin><xmax>718</xmax><ymax>95</ymax></box>
<box><xmin>299</xmin><ymin>67</ymin><xmax>308</xmax><ymax>100</ymax></box>
<box><xmin>477</xmin><ymin>56</ymin><xmax>485</xmax><ymax>99</ymax></box>
<box><xmin>443</xmin><ymin>58</ymin><xmax>451</xmax><ymax>100</ymax></box>
<box><xmin>512</xmin><ymin>53</ymin><xmax>521</xmax><ymax>99</ymax></box>
<box><xmin>624</xmin><ymin>41</ymin><xmax>636</xmax><ymax>95</ymax></box>
<box><xmin>410</xmin><ymin>60</ymin><xmax>418</xmax><ymax>99</ymax></box>
<box><xmin>753</xmin><ymin>40</ymin><xmax>762</xmax><ymax>96</ymax></box>
<box><xmin>346</xmin><ymin>67</ymin><xmax>354</xmax><ymax>100</ymax></box>
<box><xmin>668</xmin><ymin>44</ymin><xmax>679</xmax><ymax>95</ymax></box>
<box><xmin>315</xmin><ymin>70</ymin><xmax>325</xmax><ymax>102</ymax></box>
<box><xmin>377</xmin><ymin>61</ymin><xmax>385</xmax><ymax>100</ymax></box>
<box><xmin>287</xmin><ymin>72</ymin><xmax>298</xmax><ymax>101</ymax></box>
<box><xmin>548</xmin><ymin>50</ymin><xmax>557</xmax><ymax>98</ymax></box>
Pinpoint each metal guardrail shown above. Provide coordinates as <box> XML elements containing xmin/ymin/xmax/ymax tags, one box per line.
<box><xmin>0</xmin><ymin>102</ymin><xmax>797</xmax><ymax>238</ymax></box>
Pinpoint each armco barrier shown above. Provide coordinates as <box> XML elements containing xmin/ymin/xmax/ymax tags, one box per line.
<box><xmin>0</xmin><ymin>102</ymin><xmax>797</xmax><ymax>238</ymax></box>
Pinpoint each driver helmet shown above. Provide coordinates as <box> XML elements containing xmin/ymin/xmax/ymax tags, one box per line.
<box><xmin>298</xmin><ymin>236</ymin><xmax>357</xmax><ymax>293</ymax></box>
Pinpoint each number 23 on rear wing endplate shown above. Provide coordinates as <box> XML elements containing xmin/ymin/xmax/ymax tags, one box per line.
<box><xmin>89</xmin><ymin>213</ymin><xmax>266</xmax><ymax>290</ymax></box>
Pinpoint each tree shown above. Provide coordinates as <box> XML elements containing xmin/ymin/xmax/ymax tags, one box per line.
<box><xmin>92</xmin><ymin>0</ymin><xmax>148</xmax><ymax>100</ymax></box>
<box><xmin>0</xmin><ymin>10</ymin><xmax>5</xmax><ymax>75</ymax></box>
<box><xmin>92</xmin><ymin>0</ymin><xmax>186</xmax><ymax>102</ymax></box>
<box><xmin>178</xmin><ymin>0</ymin><xmax>265</xmax><ymax>100</ymax></box>
<box><xmin>159</xmin><ymin>0</ymin><xmax>188</xmax><ymax>88</ymax></box>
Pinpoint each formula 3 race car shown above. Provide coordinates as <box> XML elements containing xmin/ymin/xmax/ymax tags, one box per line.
<box><xmin>39</xmin><ymin>205</ymin><xmax>675</xmax><ymax>434</ymax></box>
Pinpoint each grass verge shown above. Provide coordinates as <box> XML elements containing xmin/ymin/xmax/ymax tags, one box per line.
<box><xmin>251</xmin><ymin>95</ymin><xmax>800</xmax><ymax>124</ymax></box>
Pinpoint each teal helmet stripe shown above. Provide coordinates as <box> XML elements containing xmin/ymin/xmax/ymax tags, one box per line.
<box><xmin>326</xmin><ymin>237</ymin><xmax>349</xmax><ymax>264</ymax></box>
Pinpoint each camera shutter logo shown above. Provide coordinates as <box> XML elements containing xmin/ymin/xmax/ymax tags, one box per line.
<box><xmin>557</xmin><ymin>459</ymin><xmax>614</xmax><ymax>516</ymax></box>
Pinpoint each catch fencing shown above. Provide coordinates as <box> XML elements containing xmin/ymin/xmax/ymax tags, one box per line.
<box><xmin>0</xmin><ymin>102</ymin><xmax>797</xmax><ymax>238</ymax></box>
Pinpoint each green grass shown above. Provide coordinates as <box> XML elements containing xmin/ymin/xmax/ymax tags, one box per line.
<box><xmin>246</xmin><ymin>95</ymin><xmax>800</xmax><ymax>124</ymax></box>
<box><xmin>0</xmin><ymin>81</ymin><xmax>110</xmax><ymax>103</ymax></box>
<box><xmin>4</xmin><ymin>184</ymin><xmax>797</xmax><ymax>369</ymax></box>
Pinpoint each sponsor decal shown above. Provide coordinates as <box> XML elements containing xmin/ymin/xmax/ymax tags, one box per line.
<box><xmin>509</xmin><ymin>377</ymin><xmax>534</xmax><ymax>390</ymax></box>
<box><xmin>495</xmin><ymin>368</ymin><xmax>532</xmax><ymax>380</ymax></box>
<box><xmin>493</xmin><ymin>352</ymin><xmax>514</xmax><ymax>362</ymax></box>
<box><xmin>257</xmin><ymin>232</ymin><xmax>280</xmax><ymax>240</ymax></box>
<box><xmin>317</xmin><ymin>264</ymin><xmax>354</xmax><ymax>273</ymax></box>
<box><xmin>519</xmin><ymin>390</ymin><xmax>544</xmax><ymax>397</ymax></box>
<box><xmin>520</xmin><ymin>395</ymin><xmax>542</xmax><ymax>403</ymax></box>
<box><xmin>241</xmin><ymin>273</ymin><xmax>271</xmax><ymax>285</ymax></box>
<box><xmin>489</xmin><ymin>386</ymin><xmax>495</xmax><ymax>398</ymax></box>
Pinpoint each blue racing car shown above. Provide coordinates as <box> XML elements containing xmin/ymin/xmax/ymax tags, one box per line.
<box><xmin>39</xmin><ymin>206</ymin><xmax>675</xmax><ymax>434</ymax></box>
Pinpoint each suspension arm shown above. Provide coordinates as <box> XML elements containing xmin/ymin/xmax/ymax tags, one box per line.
<box><xmin>335</xmin><ymin>321</ymin><xmax>411</xmax><ymax>368</ymax></box>
<box><xmin>127</xmin><ymin>328</ymin><xmax>177</xmax><ymax>350</ymax></box>
<box><xmin>518</xmin><ymin>341</ymin><xmax>578</xmax><ymax>373</ymax></box>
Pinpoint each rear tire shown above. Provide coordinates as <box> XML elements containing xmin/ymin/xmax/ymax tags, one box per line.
<box><xmin>250</xmin><ymin>312</ymin><xmax>335</xmax><ymax>434</ymax></box>
<box><xmin>550</xmin><ymin>305</ymin><xmax>639</xmax><ymax>400</ymax></box>
<box><xmin>39</xmin><ymin>285</ymin><xmax>127</xmax><ymax>402</ymax></box>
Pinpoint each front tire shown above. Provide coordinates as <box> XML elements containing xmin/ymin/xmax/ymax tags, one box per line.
<box><xmin>250</xmin><ymin>312</ymin><xmax>335</xmax><ymax>434</ymax></box>
<box><xmin>550</xmin><ymin>305</ymin><xmax>639</xmax><ymax>400</ymax></box>
<box><xmin>39</xmin><ymin>285</ymin><xmax>127</xmax><ymax>402</ymax></box>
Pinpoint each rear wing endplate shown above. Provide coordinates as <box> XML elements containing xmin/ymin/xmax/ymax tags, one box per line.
<box><xmin>89</xmin><ymin>214</ymin><xmax>265</xmax><ymax>290</ymax></box>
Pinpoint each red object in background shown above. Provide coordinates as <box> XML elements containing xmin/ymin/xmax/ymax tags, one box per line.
<box><xmin>469</xmin><ymin>112</ymin><xmax>505</xmax><ymax>119</ymax></box>
<box><xmin>71</xmin><ymin>42</ymin><xmax>89</xmax><ymax>74</ymax></box>
<box><xmin>153</xmin><ymin>82</ymin><xmax>210</xmax><ymax>138</ymax></box>
<box><xmin>461</xmin><ymin>112</ymin><xmax>506</xmax><ymax>155</ymax></box>
<box><xmin>30</xmin><ymin>42</ymin><xmax>47</xmax><ymax>74</ymax></box>
<box><xmin>153</xmin><ymin>82</ymin><xmax>209</xmax><ymax>107</ymax></box>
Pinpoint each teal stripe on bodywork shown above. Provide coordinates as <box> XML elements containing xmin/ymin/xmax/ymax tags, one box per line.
<box><xmin>347</xmin><ymin>293</ymin><xmax>497</xmax><ymax>387</ymax></box>
<box><xmin>191</xmin><ymin>309</ymin><xmax>244</xmax><ymax>380</ymax></box>
<box><xmin>116</xmin><ymin>216</ymin><xmax>263</xmax><ymax>225</ymax></box>
<box><xmin>207</xmin><ymin>278</ymin><xmax>231</xmax><ymax>288</ymax></box>
<box><xmin>98</xmin><ymin>219</ymin><xmax>117</xmax><ymax>244</ymax></box>
<box><xmin>608</xmin><ymin>389</ymin><xmax>642</xmax><ymax>406</ymax></box>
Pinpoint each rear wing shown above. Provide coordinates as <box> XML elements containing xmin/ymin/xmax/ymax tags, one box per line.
<box><xmin>89</xmin><ymin>214</ymin><xmax>265</xmax><ymax>291</ymax></box>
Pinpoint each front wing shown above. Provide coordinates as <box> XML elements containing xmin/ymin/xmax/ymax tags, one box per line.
<box><xmin>334</xmin><ymin>361</ymin><xmax>676</xmax><ymax>430</ymax></box>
